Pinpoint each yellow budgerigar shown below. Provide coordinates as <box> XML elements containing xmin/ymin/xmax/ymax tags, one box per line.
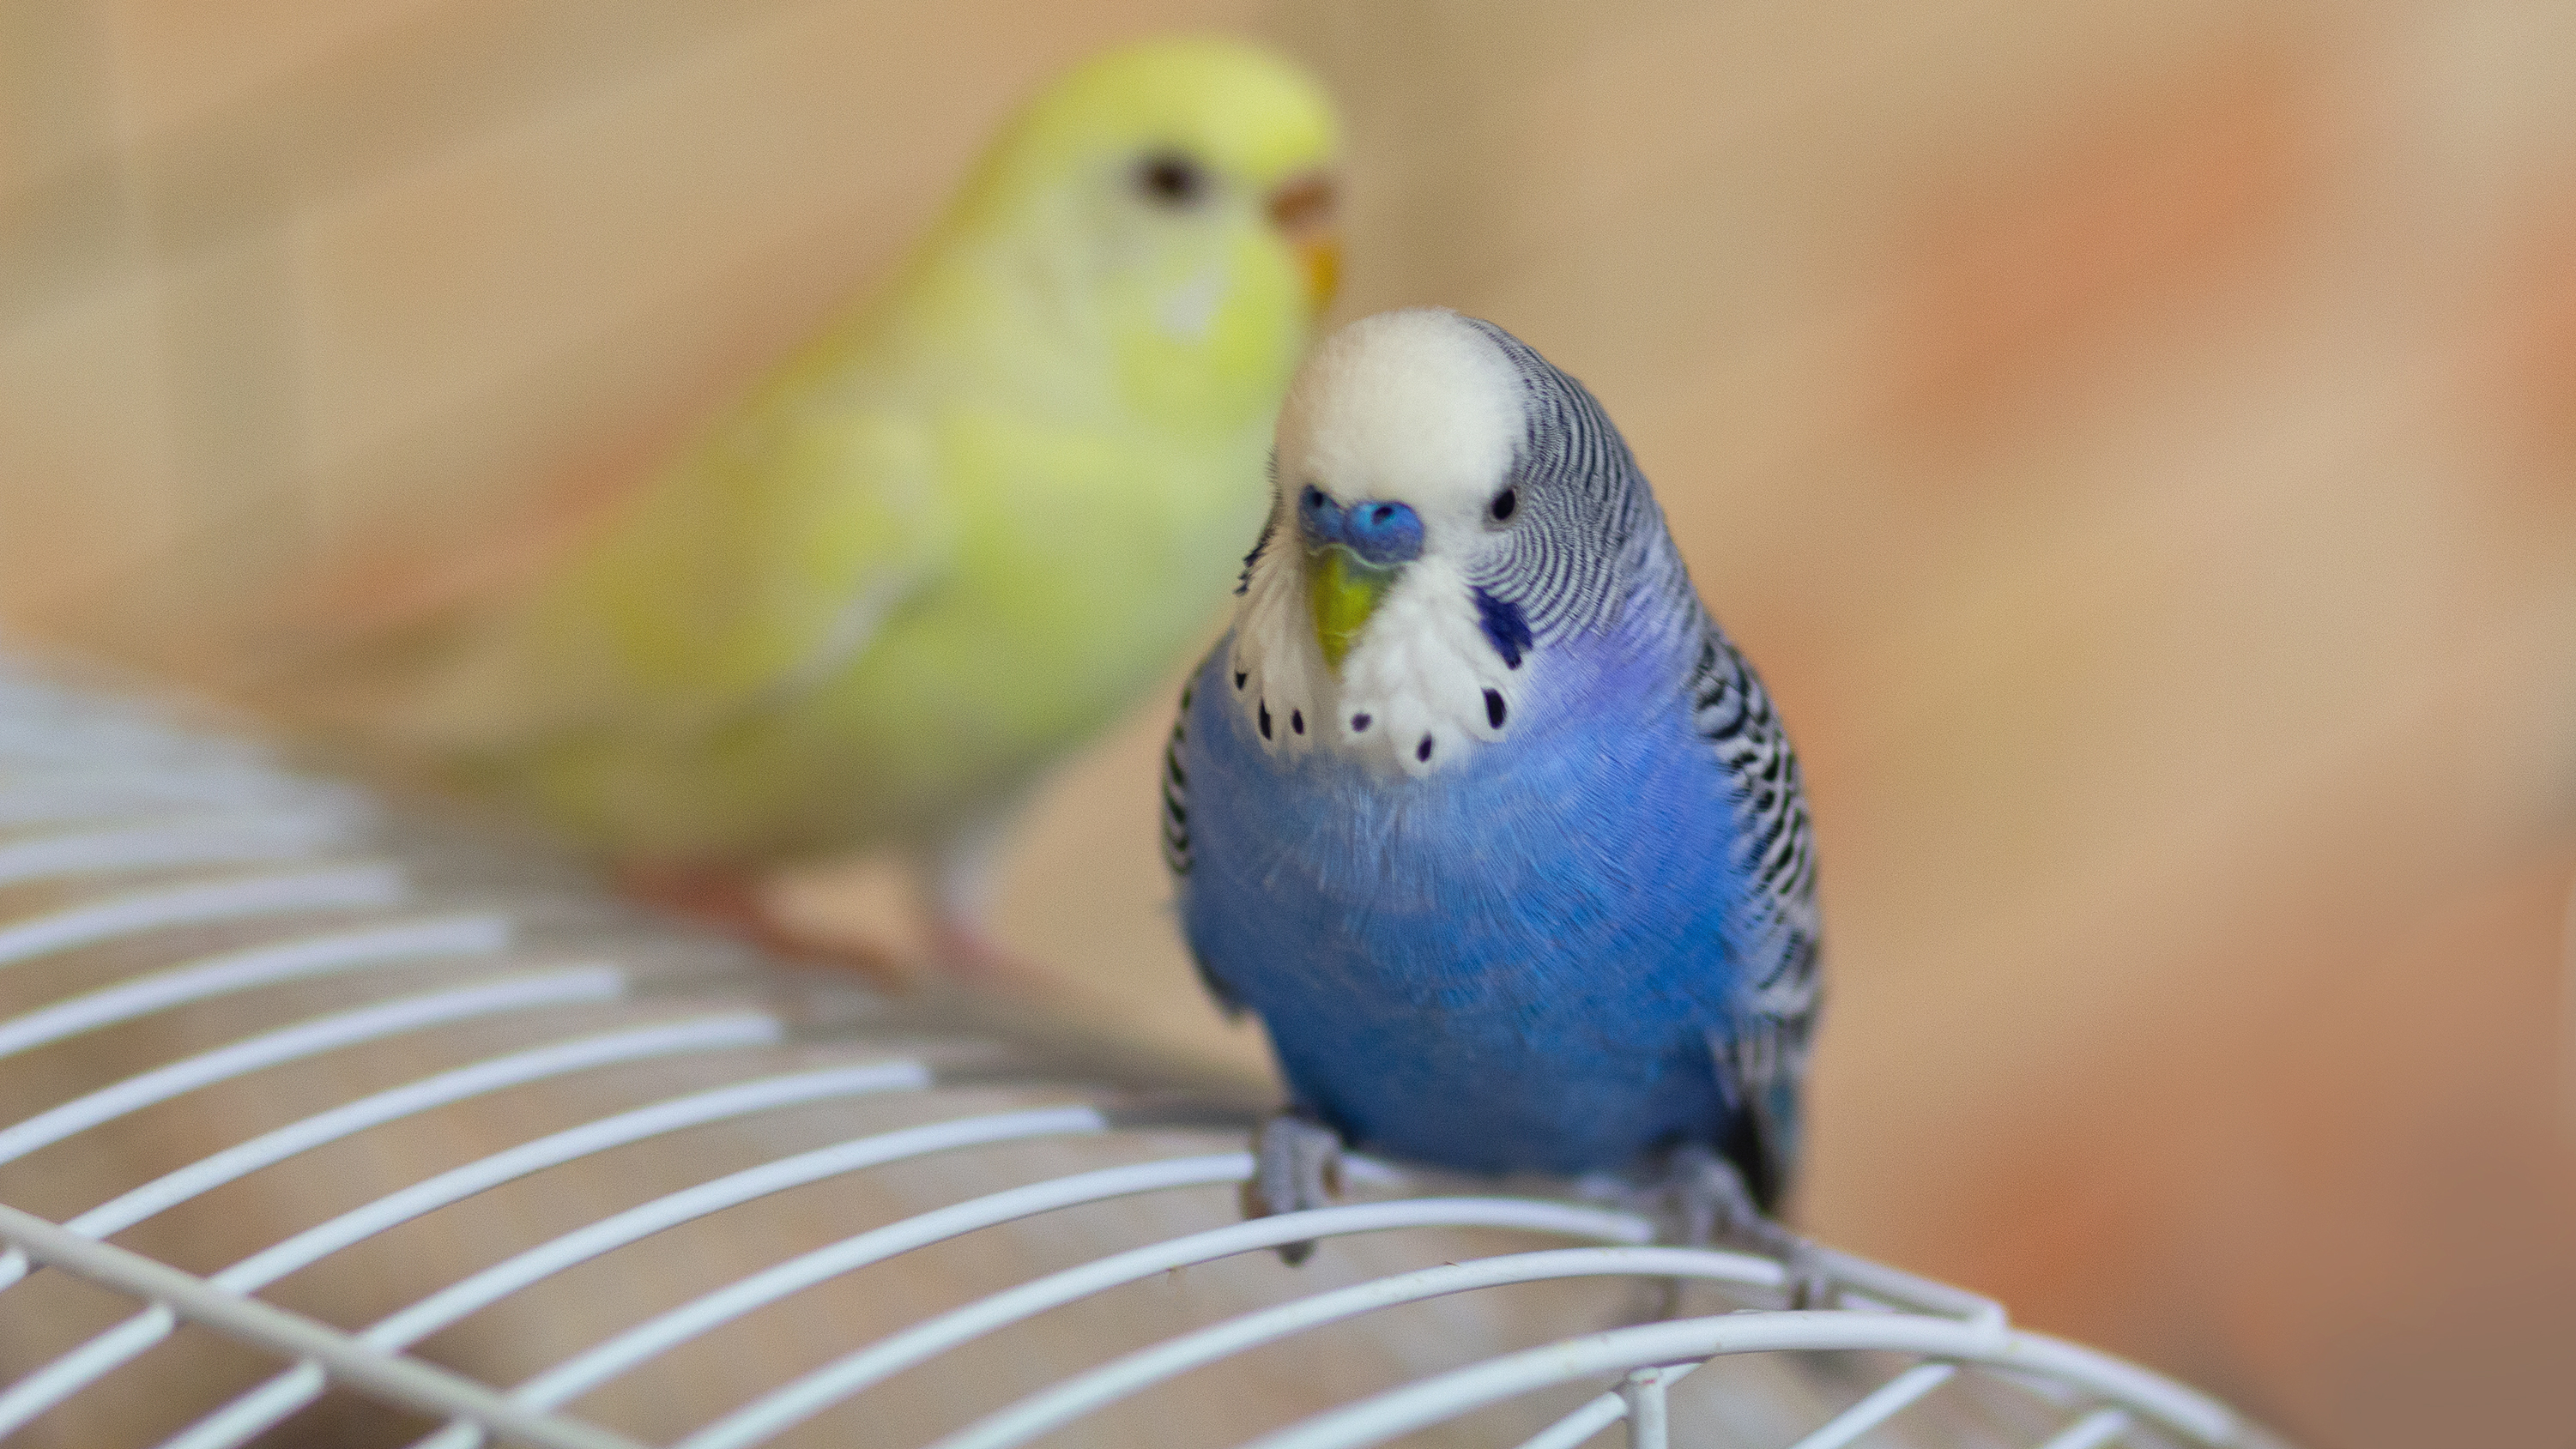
<box><xmin>407</xmin><ymin>37</ymin><xmax>1340</xmax><ymax>979</ymax></box>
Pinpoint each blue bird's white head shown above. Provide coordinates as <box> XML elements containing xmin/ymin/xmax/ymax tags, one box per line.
<box><xmin>1227</xmin><ymin>307</ymin><xmax>1670</xmax><ymax>777</ymax></box>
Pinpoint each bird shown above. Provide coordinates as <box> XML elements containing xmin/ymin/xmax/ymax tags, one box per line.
<box><xmin>390</xmin><ymin>37</ymin><xmax>1342</xmax><ymax>983</ymax></box>
<box><xmin>1161</xmin><ymin>308</ymin><xmax>1825</xmax><ymax>1277</ymax></box>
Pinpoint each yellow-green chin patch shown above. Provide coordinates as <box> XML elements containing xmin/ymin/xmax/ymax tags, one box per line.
<box><xmin>1307</xmin><ymin>545</ymin><xmax>1398</xmax><ymax>671</ymax></box>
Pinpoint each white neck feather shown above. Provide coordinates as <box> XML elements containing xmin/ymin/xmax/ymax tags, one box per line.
<box><xmin>1225</xmin><ymin>532</ymin><xmax>1526</xmax><ymax>778</ymax></box>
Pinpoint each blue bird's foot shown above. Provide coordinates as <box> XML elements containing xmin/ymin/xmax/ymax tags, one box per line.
<box><xmin>1243</xmin><ymin>1109</ymin><xmax>1345</xmax><ymax>1266</ymax></box>
<box><xmin>1649</xmin><ymin>1144</ymin><xmax>1835</xmax><ymax>1313</ymax></box>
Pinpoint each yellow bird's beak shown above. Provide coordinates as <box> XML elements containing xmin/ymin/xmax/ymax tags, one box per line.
<box><xmin>1267</xmin><ymin>171</ymin><xmax>1340</xmax><ymax>317</ymax></box>
<box><xmin>1307</xmin><ymin>544</ymin><xmax>1395</xmax><ymax>671</ymax></box>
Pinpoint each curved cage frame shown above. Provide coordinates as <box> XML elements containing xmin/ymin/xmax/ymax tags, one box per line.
<box><xmin>0</xmin><ymin>657</ymin><xmax>2284</xmax><ymax>1449</ymax></box>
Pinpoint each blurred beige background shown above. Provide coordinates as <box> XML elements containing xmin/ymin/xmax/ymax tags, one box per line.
<box><xmin>4</xmin><ymin>3</ymin><xmax>2575</xmax><ymax>1446</ymax></box>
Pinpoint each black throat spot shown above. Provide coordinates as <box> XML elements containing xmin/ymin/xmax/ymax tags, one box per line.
<box><xmin>1471</xmin><ymin>586</ymin><xmax>1533</xmax><ymax>670</ymax></box>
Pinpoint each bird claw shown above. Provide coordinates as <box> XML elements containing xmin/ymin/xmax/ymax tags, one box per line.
<box><xmin>1243</xmin><ymin>1110</ymin><xmax>1344</xmax><ymax>1265</ymax></box>
<box><xmin>1646</xmin><ymin>1144</ymin><xmax>1834</xmax><ymax>1312</ymax></box>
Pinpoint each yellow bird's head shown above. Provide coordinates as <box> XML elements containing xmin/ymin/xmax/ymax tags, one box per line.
<box><xmin>944</xmin><ymin>37</ymin><xmax>1343</xmax><ymax>425</ymax></box>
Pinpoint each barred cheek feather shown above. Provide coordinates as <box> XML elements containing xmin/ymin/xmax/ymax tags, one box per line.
<box><xmin>1229</xmin><ymin>540</ymin><xmax>1522</xmax><ymax>778</ymax></box>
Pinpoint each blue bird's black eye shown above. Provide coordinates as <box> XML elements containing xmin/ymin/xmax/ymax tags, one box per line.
<box><xmin>1488</xmin><ymin>487</ymin><xmax>1518</xmax><ymax>523</ymax></box>
<box><xmin>1134</xmin><ymin>151</ymin><xmax>1209</xmax><ymax>208</ymax></box>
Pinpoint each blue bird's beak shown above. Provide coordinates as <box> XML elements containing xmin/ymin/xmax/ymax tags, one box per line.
<box><xmin>1297</xmin><ymin>486</ymin><xmax>1421</xmax><ymax>671</ymax></box>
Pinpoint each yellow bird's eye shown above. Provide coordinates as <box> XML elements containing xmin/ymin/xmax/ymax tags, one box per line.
<box><xmin>1134</xmin><ymin>151</ymin><xmax>1210</xmax><ymax>209</ymax></box>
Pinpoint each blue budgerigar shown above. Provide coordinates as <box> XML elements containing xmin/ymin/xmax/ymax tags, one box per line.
<box><xmin>1162</xmin><ymin>308</ymin><xmax>1823</xmax><ymax>1271</ymax></box>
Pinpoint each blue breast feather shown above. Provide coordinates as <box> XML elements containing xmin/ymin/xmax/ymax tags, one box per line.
<box><xmin>1176</xmin><ymin>603</ymin><xmax>1763</xmax><ymax>1179</ymax></box>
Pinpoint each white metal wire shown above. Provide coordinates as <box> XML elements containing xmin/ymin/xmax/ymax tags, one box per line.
<box><xmin>2039</xmin><ymin>1410</ymin><xmax>2139</xmax><ymax>1449</ymax></box>
<box><xmin>417</xmin><ymin>1150</ymin><xmax>1255</xmax><ymax>1449</ymax></box>
<box><xmin>674</xmin><ymin>1196</ymin><xmax>1659</xmax><ymax>1449</ymax></box>
<box><xmin>0</xmin><ymin>970</ymin><xmax>631</xmax><ymax>1435</ymax></box>
<box><xmin>0</xmin><ymin>659</ymin><xmax>2290</xmax><ymax>1449</ymax></box>
<box><xmin>0</xmin><ymin>969</ymin><xmax>627</xmax><ymax>1169</ymax></box>
<box><xmin>0</xmin><ymin>812</ymin><xmax>360</xmax><ymax>888</ymax></box>
<box><xmin>0</xmin><ymin>765</ymin><xmax>365</xmax><ymax>829</ymax></box>
<box><xmin>1787</xmin><ymin>1362</ymin><xmax>1960</xmax><ymax>1449</ymax></box>
<box><xmin>0</xmin><ymin>1015</ymin><xmax>782</xmax><ymax>1295</ymax></box>
<box><xmin>1618</xmin><ymin>1367</ymin><xmax>1672</xmax><ymax>1449</ymax></box>
<box><xmin>926</xmin><ymin>1247</ymin><xmax>1782</xmax><ymax>1449</ymax></box>
<box><xmin>1235</xmin><ymin>1314</ymin><xmax>2241</xmax><ymax>1449</ymax></box>
<box><xmin>0</xmin><ymin>1204</ymin><xmax>644</xmax><ymax>1449</ymax></box>
<box><xmin>1516</xmin><ymin>1364</ymin><xmax>1696</xmax><ymax>1449</ymax></box>
<box><xmin>0</xmin><ymin>715</ymin><xmax>268</xmax><ymax>769</ymax></box>
<box><xmin>186</xmin><ymin>1107</ymin><xmax>1116</xmax><ymax>1449</ymax></box>
<box><xmin>0</xmin><ymin>1058</ymin><xmax>935</xmax><ymax>1436</ymax></box>
<box><xmin>0</xmin><ymin>865</ymin><xmax>408</xmax><ymax>967</ymax></box>
<box><xmin>0</xmin><ymin>914</ymin><xmax>512</xmax><ymax>1062</ymax></box>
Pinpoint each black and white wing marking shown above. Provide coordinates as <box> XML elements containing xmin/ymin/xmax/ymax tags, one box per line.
<box><xmin>1160</xmin><ymin>679</ymin><xmax>1194</xmax><ymax>878</ymax></box>
<box><xmin>1162</xmin><ymin>675</ymin><xmax>1248</xmax><ymax>1017</ymax></box>
<box><xmin>1687</xmin><ymin>613</ymin><xmax>1823</xmax><ymax>1211</ymax></box>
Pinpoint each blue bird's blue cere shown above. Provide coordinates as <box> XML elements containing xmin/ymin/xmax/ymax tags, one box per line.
<box><xmin>1166</xmin><ymin>308</ymin><xmax>1820</xmax><ymax>1213</ymax></box>
<box><xmin>1338</xmin><ymin>499</ymin><xmax>1423</xmax><ymax>565</ymax></box>
<box><xmin>1297</xmin><ymin>484</ymin><xmax>1423</xmax><ymax>565</ymax></box>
